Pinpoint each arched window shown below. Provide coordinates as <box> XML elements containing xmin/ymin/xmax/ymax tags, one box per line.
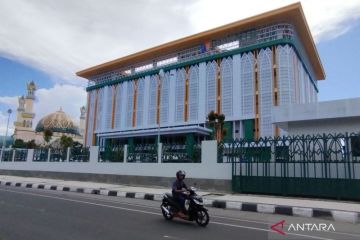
<box><xmin>126</xmin><ymin>81</ymin><xmax>134</xmax><ymax>128</ymax></box>
<box><xmin>221</xmin><ymin>57</ymin><xmax>233</xmax><ymax>117</ymax></box>
<box><xmin>95</xmin><ymin>88</ymin><xmax>105</xmax><ymax>131</ymax></box>
<box><xmin>114</xmin><ymin>84</ymin><xmax>122</xmax><ymax>129</ymax></box>
<box><xmin>240</xmin><ymin>52</ymin><xmax>255</xmax><ymax>117</ymax></box>
<box><xmin>175</xmin><ymin>68</ymin><xmax>186</xmax><ymax>122</ymax></box>
<box><xmin>160</xmin><ymin>72</ymin><xmax>170</xmax><ymax>124</ymax></box>
<box><xmin>136</xmin><ymin>78</ymin><xmax>145</xmax><ymax>127</ymax></box>
<box><xmin>206</xmin><ymin>60</ymin><xmax>217</xmax><ymax>115</ymax></box>
<box><xmin>148</xmin><ymin>75</ymin><xmax>157</xmax><ymax>126</ymax></box>
<box><xmin>105</xmin><ymin>86</ymin><xmax>113</xmax><ymax>130</ymax></box>
<box><xmin>188</xmin><ymin>65</ymin><xmax>199</xmax><ymax>122</ymax></box>
<box><xmin>258</xmin><ymin>48</ymin><xmax>273</xmax><ymax>137</ymax></box>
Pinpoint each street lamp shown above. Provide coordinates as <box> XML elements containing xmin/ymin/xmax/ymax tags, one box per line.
<box><xmin>157</xmin><ymin>69</ymin><xmax>165</xmax><ymax>145</ymax></box>
<box><xmin>3</xmin><ymin>109</ymin><xmax>12</xmax><ymax>147</ymax></box>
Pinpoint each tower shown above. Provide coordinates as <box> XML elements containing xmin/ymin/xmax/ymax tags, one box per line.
<box><xmin>13</xmin><ymin>81</ymin><xmax>36</xmax><ymax>141</ymax></box>
<box><xmin>79</xmin><ymin>106</ymin><xmax>86</xmax><ymax>137</ymax></box>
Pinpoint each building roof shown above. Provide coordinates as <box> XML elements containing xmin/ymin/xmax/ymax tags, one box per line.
<box><xmin>76</xmin><ymin>2</ymin><xmax>325</xmax><ymax>80</ymax></box>
<box><xmin>35</xmin><ymin>108</ymin><xmax>80</xmax><ymax>136</ymax></box>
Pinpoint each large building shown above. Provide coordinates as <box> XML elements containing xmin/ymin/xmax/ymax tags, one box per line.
<box><xmin>77</xmin><ymin>3</ymin><xmax>325</xmax><ymax>147</ymax></box>
<box><xmin>13</xmin><ymin>82</ymin><xmax>86</xmax><ymax>145</ymax></box>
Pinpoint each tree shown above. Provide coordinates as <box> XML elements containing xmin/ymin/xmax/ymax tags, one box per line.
<box><xmin>13</xmin><ymin>139</ymin><xmax>25</xmax><ymax>148</ymax></box>
<box><xmin>43</xmin><ymin>129</ymin><xmax>53</xmax><ymax>144</ymax></box>
<box><xmin>206</xmin><ymin>111</ymin><xmax>226</xmax><ymax>142</ymax></box>
<box><xmin>25</xmin><ymin>140</ymin><xmax>37</xmax><ymax>149</ymax></box>
<box><xmin>60</xmin><ymin>135</ymin><xmax>74</xmax><ymax>149</ymax></box>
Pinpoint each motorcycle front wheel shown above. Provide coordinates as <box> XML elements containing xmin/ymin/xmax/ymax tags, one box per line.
<box><xmin>195</xmin><ymin>209</ymin><xmax>209</xmax><ymax>227</ymax></box>
<box><xmin>161</xmin><ymin>204</ymin><xmax>173</xmax><ymax>220</ymax></box>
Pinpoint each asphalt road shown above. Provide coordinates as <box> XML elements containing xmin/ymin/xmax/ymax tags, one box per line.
<box><xmin>0</xmin><ymin>185</ymin><xmax>359</xmax><ymax>240</ymax></box>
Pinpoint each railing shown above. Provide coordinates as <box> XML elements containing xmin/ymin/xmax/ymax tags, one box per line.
<box><xmin>127</xmin><ymin>144</ymin><xmax>157</xmax><ymax>163</ymax></box>
<box><xmin>218</xmin><ymin>132</ymin><xmax>360</xmax><ymax>200</ymax></box>
<box><xmin>99</xmin><ymin>145</ymin><xmax>124</xmax><ymax>162</ymax></box>
<box><xmin>49</xmin><ymin>148</ymin><xmax>67</xmax><ymax>162</ymax></box>
<box><xmin>14</xmin><ymin>149</ymin><xmax>27</xmax><ymax>162</ymax></box>
<box><xmin>88</xmin><ymin>23</ymin><xmax>296</xmax><ymax>89</ymax></box>
<box><xmin>162</xmin><ymin>144</ymin><xmax>201</xmax><ymax>163</ymax></box>
<box><xmin>1</xmin><ymin>149</ymin><xmax>13</xmax><ymax>162</ymax></box>
<box><xmin>33</xmin><ymin>148</ymin><xmax>49</xmax><ymax>162</ymax></box>
<box><xmin>69</xmin><ymin>147</ymin><xmax>90</xmax><ymax>162</ymax></box>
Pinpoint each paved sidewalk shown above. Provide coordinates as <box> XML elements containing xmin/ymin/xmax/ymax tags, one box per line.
<box><xmin>0</xmin><ymin>175</ymin><xmax>359</xmax><ymax>224</ymax></box>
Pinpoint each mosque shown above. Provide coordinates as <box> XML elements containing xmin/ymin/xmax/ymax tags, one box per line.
<box><xmin>12</xmin><ymin>81</ymin><xmax>86</xmax><ymax>145</ymax></box>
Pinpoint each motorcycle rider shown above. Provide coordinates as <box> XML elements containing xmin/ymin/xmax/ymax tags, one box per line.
<box><xmin>172</xmin><ymin>170</ymin><xmax>189</xmax><ymax>218</ymax></box>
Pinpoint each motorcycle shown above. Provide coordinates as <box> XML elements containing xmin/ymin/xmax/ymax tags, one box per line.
<box><xmin>160</xmin><ymin>187</ymin><xmax>209</xmax><ymax>227</ymax></box>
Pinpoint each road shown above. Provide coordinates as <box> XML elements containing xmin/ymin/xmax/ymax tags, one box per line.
<box><xmin>0</xmin><ymin>185</ymin><xmax>359</xmax><ymax>240</ymax></box>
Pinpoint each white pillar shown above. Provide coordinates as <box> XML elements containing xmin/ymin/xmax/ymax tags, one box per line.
<box><xmin>89</xmin><ymin>146</ymin><xmax>99</xmax><ymax>163</ymax></box>
<box><xmin>47</xmin><ymin>148</ymin><xmax>51</xmax><ymax>162</ymax></box>
<box><xmin>27</xmin><ymin>149</ymin><xmax>34</xmax><ymax>162</ymax></box>
<box><xmin>12</xmin><ymin>149</ymin><xmax>15</xmax><ymax>162</ymax></box>
<box><xmin>123</xmin><ymin>145</ymin><xmax>128</xmax><ymax>163</ymax></box>
<box><xmin>0</xmin><ymin>146</ymin><xmax>4</xmax><ymax>162</ymax></box>
<box><xmin>201</xmin><ymin>140</ymin><xmax>217</xmax><ymax>164</ymax></box>
<box><xmin>158</xmin><ymin>143</ymin><xmax>162</xmax><ymax>164</ymax></box>
<box><xmin>66</xmin><ymin>147</ymin><xmax>71</xmax><ymax>161</ymax></box>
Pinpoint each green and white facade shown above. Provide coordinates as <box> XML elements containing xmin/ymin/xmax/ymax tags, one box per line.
<box><xmin>78</xmin><ymin>3</ymin><xmax>325</xmax><ymax>147</ymax></box>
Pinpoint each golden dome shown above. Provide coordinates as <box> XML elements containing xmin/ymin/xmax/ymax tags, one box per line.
<box><xmin>35</xmin><ymin>108</ymin><xmax>80</xmax><ymax>135</ymax></box>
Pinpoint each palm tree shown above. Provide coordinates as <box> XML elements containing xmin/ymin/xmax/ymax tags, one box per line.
<box><xmin>206</xmin><ymin>111</ymin><xmax>226</xmax><ymax>142</ymax></box>
<box><xmin>43</xmin><ymin>129</ymin><xmax>53</xmax><ymax>144</ymax></box>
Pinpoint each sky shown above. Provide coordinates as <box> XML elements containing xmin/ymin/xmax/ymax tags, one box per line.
<box><xmin>0</xmin><ymin>0</ymin><xmax>360</xmax><ymax>136</ymax></box>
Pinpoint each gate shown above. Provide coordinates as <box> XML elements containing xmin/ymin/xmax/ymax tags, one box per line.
<box><xmin>218</xmin><ymin>132</ymin><xmax>360</xmax><ymax>200</ymax></box>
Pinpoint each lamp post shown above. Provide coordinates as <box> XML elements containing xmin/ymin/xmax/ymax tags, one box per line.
<box><xmin>3</xmin><ymin>109</ymin><xmax>12</xmax><ymax>147</ymax></box>
<box><xmin>157</xmin><ymin>69</ymin><xmax>164</xmax><ymax>145</ymax></box>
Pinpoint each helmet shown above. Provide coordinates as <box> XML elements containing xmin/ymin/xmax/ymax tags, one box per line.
<box><xmin>176</xmin><ymin>170</ymin><xmax>186</xmax><ymax>179</ymax></box>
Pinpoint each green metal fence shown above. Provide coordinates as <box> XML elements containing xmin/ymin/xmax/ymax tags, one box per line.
<box><xmin>70</xmin><ymin>147</ymin><xmax>90</xmax><ymax>162</ymax></box>
<box><xmin>33</xmin><ymin>148</ymin><xmax>49</xmax><ymax>162</ymax></box>
<box><xmin>49</xmin><ymin>148</ymin><xmax>67</xmax><ymax>162</ymax></box>
<box><xmin>99</xmin><ymin>145</ymin><xmax>124</xmax><ymax>162</ymax></box>
<box><xmin>127</xmin><ymin>144</ymin><xmax>157</xmax><ymax>163</ymax></box>
<box><xmin>162</xmin><ymin>144</ymin><xmax>201</xmax><ymax>163</ymax></box>
<box><xmin>218</xmin><ymin>132</ymin><xmax>360</xmax><ymax>200</ymax></box>
<box><xmin>14</xmin><ymin>149</ymin><xmax>27</xmax><ymax>162</ymax></box>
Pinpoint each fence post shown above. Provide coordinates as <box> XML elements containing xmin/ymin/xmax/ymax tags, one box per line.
<box><xmin>89</xmin><ymin>146</ymin><xmax>99</xmax><ymax>163</ymax></box>
<box><xmin>27</xmin><ymin>149</ymin><xmax>34</xmax><ymax>162</ymax></box>
<box><xmin>158</xmin><ymin>143</ymin><xmax>162</xmax><ymax>164</ymax></box>
<box><xmin>345</xmin><ymin>132</ymin><xmax>352</xmax><ymax>179</ymax></box>
<box><xmin>12</xmin><ymin>149</ymin><xmax>16</xmax><ymax>162</ymax></box>
<box><xmin>66</xmin><ymin>147</ymin><xmax>71</xmax><ymax>162</ymax></box>
<box><xmin>0</xmin><ymin>146</ymin><xmax>4</xmax><ymax>162</ymax></box>
<box><xmin>124</xmin><ymin>145</ymin><xmax>128</xmax><ymax>163</ymax></box>
<box><xmin>47</xmin><ymin>148</ymin><xmax>51</xmax><ymax>162</ymax></box>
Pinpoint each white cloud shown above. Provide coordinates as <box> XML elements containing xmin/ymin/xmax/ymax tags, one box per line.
<box><xmin>0</xmin><ymin>84</ymin><xmax>86</xmax><ymax>135</ymax></box>
<box><xmin>189</xmin><ymin>0</ymin><xmax>360</xmax><ymax>44</ymax></box>
<box><xmin>0</xmin><ymin>110</ymin><xmax>14</xmax><ymax>136</ymax></box>
<box><xmin>0</xmin><ymin>0</ymin><xmax>359</xmax><ymax>85</ymax></box>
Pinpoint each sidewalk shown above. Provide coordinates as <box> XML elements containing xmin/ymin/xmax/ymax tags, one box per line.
<box><xmin>0</xmin><ymin>175</ymin><xmax>359</xmax><ymax>224</ymax></box>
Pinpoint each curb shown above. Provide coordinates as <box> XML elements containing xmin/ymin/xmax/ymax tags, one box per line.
<box><xmin>0</xmin><ymin>180</ymin><xmax>359</xmax><ymax>224</ymax></box>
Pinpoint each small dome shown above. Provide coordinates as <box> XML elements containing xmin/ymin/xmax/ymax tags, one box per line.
<box><xmin>35</xmin><ymin>108</ymin><xmax>80</xmax><ymax>135</ymax></box>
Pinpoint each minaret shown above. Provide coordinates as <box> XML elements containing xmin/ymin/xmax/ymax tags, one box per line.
<box><xmin>79</xmin><ymin>106</ymin><xmax>86</xmax><ymax>137</ymax></box>
<box><xmin>13</xmin><ymin>81</ymin><xmax>36</xmax><ymax>141</ymax></box>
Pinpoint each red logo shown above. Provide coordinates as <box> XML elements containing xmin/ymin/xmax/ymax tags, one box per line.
<box><xmin>271</xmin><ymin>220</ymin><xmax>286</xmax><ymax>235</ymax></box>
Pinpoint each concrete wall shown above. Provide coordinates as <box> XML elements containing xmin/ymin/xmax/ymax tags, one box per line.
<box><xmin>272</xmin><ymin>98</ymin><xmax>360</xmax><ymax>135</ymax></box>
<box><xmin>0</xmin><ymin>141</ymin><xmax>232</xmax><ymax>192</ymax></box>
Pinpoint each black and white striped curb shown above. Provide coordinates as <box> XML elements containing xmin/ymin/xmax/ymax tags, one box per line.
<box><xmin>1</xmin><ymin>180</ymin><xmax>358</xmax><ymax>224</ymax></box>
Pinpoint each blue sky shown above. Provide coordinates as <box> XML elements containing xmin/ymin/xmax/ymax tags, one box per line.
<box><xmin>0</xmin><ymin>0</ymin><xmax>360</xmax><ymax>135</ymax></box>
